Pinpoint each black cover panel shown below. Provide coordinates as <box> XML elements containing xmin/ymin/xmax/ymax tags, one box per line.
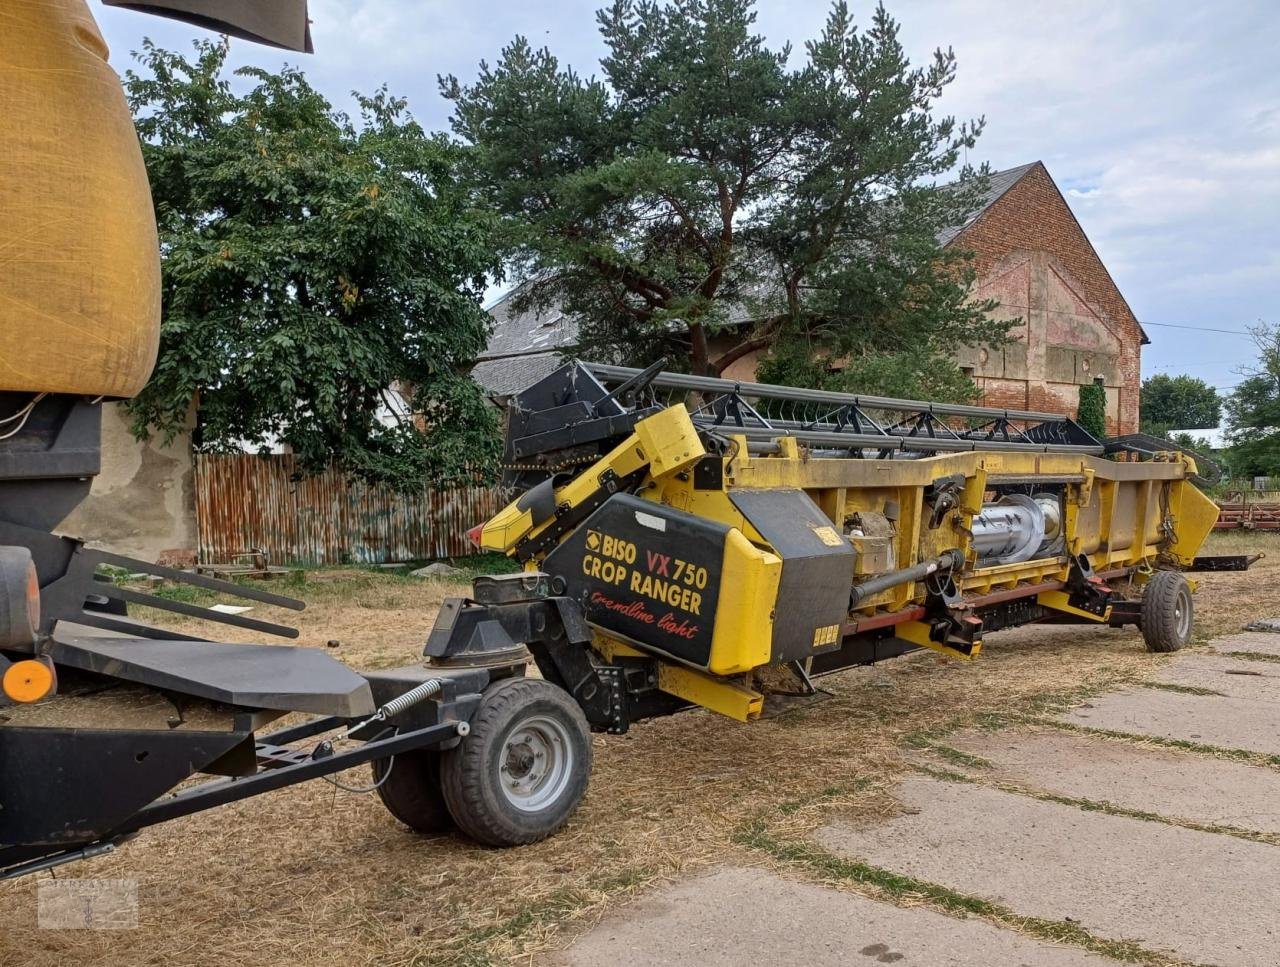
<box><xmin>728</xmin><ymin>489</ymin><xmax>854</xmax><ymax>663</ymax></box>
<box><xmin>49</xmin><ymin>634</ymin><xmax>374</xmax><ymax>717</ymax></box>
<box><xmin>102</xmin><ymin>1</ymin><xmax>313</xmax><ymax>52</ymax></box>
<box><xmin>0</xmin><ymin>726</ymin><xmax>247</xmax><ymax>845</ymax></box>
<box><xmin>544</xmin><ymin>494</ymin><xmax>729</xmax><ymax>667</ymax></box>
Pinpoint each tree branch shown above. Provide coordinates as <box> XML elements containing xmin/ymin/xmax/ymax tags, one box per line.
<box><xmin>709</xmin><ymin>306</ymin><xmax>799</xmax><ymax>375</ymax></box>
<box><xmin>584</xmin><ymin>253</ymin><xmax>674</xmax><ymax>306</ymax></box>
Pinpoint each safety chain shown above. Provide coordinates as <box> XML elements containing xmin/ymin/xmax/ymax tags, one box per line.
<box><xmin>499</xmin><ymin>453</ymin><xmax>602</xmax><ymax>474</ymax></box>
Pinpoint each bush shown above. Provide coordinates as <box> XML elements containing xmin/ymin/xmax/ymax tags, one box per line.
<box><xmin>1077</xmin><ymin>383</ymin><xmax>1107</xmax><ymax>439</ymax></box>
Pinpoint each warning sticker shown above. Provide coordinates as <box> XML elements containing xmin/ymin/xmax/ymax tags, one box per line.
<box><xmin>812</xmin><ymin>525</ymin><xmax>844</xmax><ymax>547</ymax></box>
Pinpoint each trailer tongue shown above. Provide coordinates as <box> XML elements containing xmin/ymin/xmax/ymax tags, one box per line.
<box><xmin>1</xmin><ymin>360</ymin><xmax>1223</xmax><ymax>876</ymax></box>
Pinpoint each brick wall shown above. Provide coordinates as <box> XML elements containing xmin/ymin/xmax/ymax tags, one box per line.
<box><xmin>951</xmin><ymin>163</ymin><xmax>1144</xmax><ymax>434</ymax></box>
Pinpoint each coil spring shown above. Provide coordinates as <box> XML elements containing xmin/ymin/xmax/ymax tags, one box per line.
<box><xmin>375</xmin><ymin>678</ymin><xmax>443</xmax><ymax>722</ymax></box>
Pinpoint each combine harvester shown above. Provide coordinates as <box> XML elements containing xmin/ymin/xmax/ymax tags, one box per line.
<box><xmin>0</xmin><ymin>0</ymin><xmax>1230</xmax><ymax>879</ymax></box>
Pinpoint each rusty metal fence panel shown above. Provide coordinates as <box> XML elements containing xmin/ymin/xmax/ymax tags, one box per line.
<box><xmin>194</xmin><ymin>453</ymin><xmax>503</xmax><ymax>565</ymax></box>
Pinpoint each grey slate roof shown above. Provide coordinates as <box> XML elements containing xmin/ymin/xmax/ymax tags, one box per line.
<box><xmin>470</xmin><ymin>352</ymin><xmax>566</xmax><ymax>398</ymax></box>
<box><xmin>471</xmin><ymin>286</ymin><xmax>579</xmax><ymax>397</ymax></box>
<box><xmin>471</xmin><ymin>163</ymin><xmax>1044</xmax><ymax>397</ymax></box>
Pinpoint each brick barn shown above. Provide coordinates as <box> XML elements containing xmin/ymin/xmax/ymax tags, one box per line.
<box><xmin>474</xmin><ymin>161</ymin><xmax>1147</xmax><ymax>434</ymax></box>
<box><xmin>944</xmin><ymin>162</ymin><xmax>1146</xmax><ymax>434</ymax></box>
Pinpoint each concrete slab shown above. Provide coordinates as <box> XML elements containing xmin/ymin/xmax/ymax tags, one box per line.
<box><xmin>1058</xmin><ymin>687</ymin><xmax>1280</xmax><ymax>755</ymax></box>
<box><xmin>1156</xmin><ymin>653</ymin><xmax>1280</xmax><ymax>703</ymax></box>
<box><xmin>556</xmin><ymin>866</ymin><xmax>1116</xmax><ymax>967</ymax></box>
<box><xmin>947</xmin><ymin>728</ymin><xmax>1280</xmax><ymax>832</ymax></box>
<box><xmin>817</xmin><ymin>779</ymin><xmax>1280</xmax><ymax>966</ymax></box>
<box><xmin>1210</xmin><ymin>631</ymin><xmax>1280</xmax><ymax>657</ymax></box>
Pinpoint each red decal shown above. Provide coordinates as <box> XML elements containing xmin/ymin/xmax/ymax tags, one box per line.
<box><xmin>646</xmin><ymin>550</ymin><xmax>671</xmax><ymax>576</ymax></box>
<box><xmin>658</xmin><ymin>612</ymin><xmax>699</xmax><ymax>640</ymax></box>
<box><xmin>590</xmin><ymin>590</ymin><xmax>656</xmax><ymax>624</ymax></box>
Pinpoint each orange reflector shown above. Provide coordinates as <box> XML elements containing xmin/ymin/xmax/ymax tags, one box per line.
<box><xmin>3</xmin><ymin>659</ymin><xmax>55</xmax><ymax>704</ymax></box>
<box><xmin>24</xmin><ymin>562</ymin><xmax>40</xmax><ymax>635</ymax></box>
<box><xmin>466</xmin><ymin>524</ymin><xmax>484</xmax><ymax>547</ymax></box>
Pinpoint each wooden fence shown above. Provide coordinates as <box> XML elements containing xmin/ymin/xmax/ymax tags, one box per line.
<box><xmin>194</xmin><ymin>453</ymin><xmax>503</xmax><ymax>565</ymax></box>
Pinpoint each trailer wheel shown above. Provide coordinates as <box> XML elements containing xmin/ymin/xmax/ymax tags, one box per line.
<box><xmin>1141</xmin><ymin>570</ymin><xmax>1194</xmax><ymax>652</ymax></box>
<box><xmin>441</xmin><ymin>677</ymin><xmax>591</xmax><ymax>847</ymax></box>
<box><xmin>371</xmin><ymin>747</ymin><xmax>453</xmax><ymax>834</ymax></box>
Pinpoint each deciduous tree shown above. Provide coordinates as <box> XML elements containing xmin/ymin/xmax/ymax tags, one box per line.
<box><xmin>126</xmin><ymin>40</ymin><xmax>499</xmax><ymax>489</ymax></box>
<box><xmin>1139</xmin><ymin>373</ymin><xmax>1221</xmax><ymax>437</ymax></box>
<box><xmin>1224</xmin><ymin>322</ymin><xmax>1280</xmax><ymax>477</ymax></box>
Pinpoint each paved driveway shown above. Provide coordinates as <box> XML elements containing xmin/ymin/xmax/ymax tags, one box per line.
<box><xmin>559</xmin><ymin>630</ymin><xmax>1280</xmax><ymax>966</ymax></box>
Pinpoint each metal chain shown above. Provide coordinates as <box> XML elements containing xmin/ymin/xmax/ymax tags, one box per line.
<box><xmin>499</xmin><ymin>453</ymin><xmax>602</xmax><ymax>473</ymax></box>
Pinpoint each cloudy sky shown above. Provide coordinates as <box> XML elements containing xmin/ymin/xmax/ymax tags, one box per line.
<box><xmin>94</xmin><ymin>0</ymin><xmax>1279</xmax><ymax>396</ymax></box>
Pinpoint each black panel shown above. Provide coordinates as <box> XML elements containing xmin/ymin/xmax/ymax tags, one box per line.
<box><xmin>809</xmin><ymin>634</ymin><xmax>917</xmax><ymax>675</ymax></box>
<box><xmin>501</xmin><ymin>361</ymin><xmax>649</xmax><ymax>494</ymax></box>
<box><xmin>0</xmin><ymin>726</ymin><xmax>247</xmax><ymax>846</ymax></box>
<box><xmin>692</xmin><ymin>456</ymin><xmax>725</xmax><ymax>491</ymax></box>
<box><xmin>48</xmin><ymin>634</ymin><xmax>375</xmax><ymax>717</ymax></box>
<box><xmin>728</xmin><ymin>489</ymin><xmax>855</xmax><ymax>663</ymax></box>
<box><xmin>0</xmin><ymin>395</ymin><xmax>100</xmax><ymax>531</ymax></box>
<box><xmin>544</xmin><ymin>494</ymin><xmax>729</xmax><ymax>667</ymax></box>
<box><xmin>101</xmin><ymin>1</ymin><xmax>313</xmax><ymax>52</ymax></box>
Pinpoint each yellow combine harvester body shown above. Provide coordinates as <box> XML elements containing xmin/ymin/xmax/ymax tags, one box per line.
<box><xmin>475</xmin><ymin>368</ymin><xmax>1218</xmax><ymax>722</ymax></box>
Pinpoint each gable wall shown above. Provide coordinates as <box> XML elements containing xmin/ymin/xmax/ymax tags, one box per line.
<box><xmin>951</xmin><ymin>163</ymin><xmax>1143</xmax><ymax>434</ymax></box>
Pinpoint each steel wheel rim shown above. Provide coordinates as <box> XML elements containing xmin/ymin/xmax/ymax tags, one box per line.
<box><xmin>498</xmin><ymin>714</ymin><xmax>573</xmax><ymax>812</ymax></box>
<box><xmin>1175</xmin><ymin>587</ymin><xmax>1192</xmax><ymax>640</ymax></box>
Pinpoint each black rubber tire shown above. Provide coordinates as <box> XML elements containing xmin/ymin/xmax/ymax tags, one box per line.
<box><xmin>1141</xmin><ymin>570</ymin><xmax>1194</xmax><ymax>653</ymax></box>
<box><xmin>0</xmin><ymin>545</ymin><xmax>38</xmax><ymax>648</ymax></box>
<box><xmin>441</xmin><ymin>677</ymin><xmax>592</xmax><ymax>847</ymax></box>
<box><xmin>371</xmin><ymin>747</ymin><xmax>453</xmax><ymax>834</ymax></box>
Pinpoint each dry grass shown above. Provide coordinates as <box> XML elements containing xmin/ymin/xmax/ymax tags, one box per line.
<box><xmin>125</xmin><ymin>567</ymin><xmax>474</xmax><ymax>671</ymax></box>
<box><xmin>2</xmin><ymin>534</ymin><xmax>1276</xmax><ymax>966</ymax></box>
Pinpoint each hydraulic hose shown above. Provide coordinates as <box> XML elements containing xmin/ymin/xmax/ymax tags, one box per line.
<box><xmin>849</xmin><ymin>549</ymin><xmax>963</xmax><ymax>608</ymax></box>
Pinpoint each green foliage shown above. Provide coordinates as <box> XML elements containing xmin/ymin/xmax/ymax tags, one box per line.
<box><xmin>1076</xmin><ymin>382</ymin><xmax>1107</xmax><ymax>439</ymax></box>
<box><xmin>1224</xmin><ymin>322</ymin><xmax>1280</xmax><ymax>477</ymax></box>
<box><xmin>448</xmin><ymin>553</ymin><xmax>522</xmax><ymax>575</ymax></box>
<box><xmin>1139</xmin><ymin>373</ymin><xmax>1221</xmax><ymax>435</ymax></box>
<box><xmin>757</xmin><ymin>340</ymin><xmax>978</xmax><ymax>404</ymax></box>
<box><xmin>1169</xmin><ymin>431</ymin><xmax>1214</xmax><ymax>452</ymax></box>
<box><xmin>444</xmin><ymin>0</ymin><xmax>1010</xmax><ymax>390</ymax></box>
<box><xmin>124</xmin><ymin>40</ymin><xmax>500</xmax><ymax>490</ymax></box>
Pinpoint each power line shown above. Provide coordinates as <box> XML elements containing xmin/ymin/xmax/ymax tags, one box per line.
<box><xmin>1140</xmin><ymin>321</ymin><xmax>1255</xmax><ymax>336</ymax></box>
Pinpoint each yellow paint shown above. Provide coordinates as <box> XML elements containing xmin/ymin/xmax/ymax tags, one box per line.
<box><xmin>656</xmin><ymin>663</ymin><xmax>763</xmax><ymax>722</ymax></box>
<box><xmin>1164</xmin><ymin>477</ymin><xmax>1220</xmax><ymax>567</ymax></box>
<box><xmin>895</xmin><ymin>619</ymin><xmax>982</xmax><ymax>660</ymax></box>
<box><xmin>635</xmin><ymin>404</ymin><xmax>705</xmax><ymax>477</ymax></box>
<box><xmin>476</xmin><ymin>503</ymin><xmax>537</xmax><ymax>553</ymax></box>
<box><xmin>591</xmin><ymin>633</ymin><xmax>649</xmax><ymax>660</ymax></box>
<box><xmin>478</xmin><ymin>405</ymin><xmax>705</xmax><ymax>555</ymax></box>
<box><xmin>1037</xmin><ymin>589</ymin><xmax>1111</xmax><ymax>623</ymax></box>
<box><xmin>707</xmin><ymin>529</ymin><xmax>781</xmax><ymax>674</ymax></box>
<box><xmin>1</xmin><ymin>0</ymin><xmax>161</xmax><ymax>396</ymax></box>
